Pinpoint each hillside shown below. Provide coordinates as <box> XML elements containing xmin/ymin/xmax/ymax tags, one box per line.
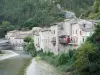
<box><xmin>0</xmin><ymin>0</ymin><xmax>94</xmax><ymax>25</ymax></box>
<box><xmin>0</xmin><ymin>0</ymin><xmax>95</xmax><ymax>37</ymax></box>
<box><xmin>86</xmin><ymin>0</ymin><xmax>100</xmax><ymax>19</ymax></box>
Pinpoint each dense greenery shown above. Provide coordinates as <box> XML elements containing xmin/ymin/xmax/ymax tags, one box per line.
<box><xmin>0</xmin><ymin>0</ymin><xmax>94</xmax><ymax>26</ymax></box>
<box><xmin>0</xmin><ymin>21</ymin><xmax>16</xmax><ymax>38</ymax></box>
<box><xmin>24</xmin><ymin>37</ymin><xmax>37</xmax><ymax>57</ymax></box>
<box><xmin>0</xmin><ymin>0</ymin><xmax>65</xmax><ymax>37</ymax></box>
<box><xmin>85</xmin><ymin>0</ymin><xmax>100</xmax><ymax>19</ymax></box>
<box><xmin>0</xmin><ymin>0</ymin><xmax>65</xmax><ymax>27</ymax></box>
<box><xmin>24</xmin><ymin>36</ymin><xmax>33</xmax><ymax>43</ymax></box>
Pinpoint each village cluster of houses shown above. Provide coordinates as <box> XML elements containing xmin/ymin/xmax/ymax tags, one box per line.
<box><xmin>5</xmin><ymin>30</ymin><xmax>32</xmax><ymax>50</ymax></box>
<box><xmin>5</xmin><ymin>18</ymin><xmax>96</xmax><ymax>54</ymax></box>
<box><xmin>32</xmin><ymin>19</ymin><xmax>95</xmax><ymax>54</ymax></box>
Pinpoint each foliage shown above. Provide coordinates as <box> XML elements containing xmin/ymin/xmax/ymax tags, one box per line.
<box><xmin>24</xmin><ymin>37</ymin><xmax>37</xmax><ymax>57</ymax></box>
<box><xmin>71</xmin><ymin>42</ymin><xmax>96</xmax><ymax>75</ymax></box>
<box><xmin>0</xmin><ymin>21</ymin><xmax>16</xmax><ymax>38</ymax></box>
<box><xmin>26</xmin><ymin>41</ymin><xmax>37</xmax><ymax>57</ymax></box>
<box><xmin>0</xmin><ymin>0</ymin><xmax>65</xmax><ymax>29</ymax></box>
<box><xmin>24</xmin><ymin>36</ymin><xmax>32</xmax><ymax>43</ymax></box>
<box><xmin>2</xmin><ymin>21</ymin><xmax>11</xmax><ymax>25</ymax></box>
<box><xmin>85</xmin><ymin>0</ymin><xmax>100</xmax><ymax>19</ymax></box>
<box><xmin>56</xmin><ymin>53</ymin><xmax>70</xmax><ymax>66</ymax></box>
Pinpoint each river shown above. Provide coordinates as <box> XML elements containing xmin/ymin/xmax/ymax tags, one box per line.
<box><xmin>0</xmin><ymin>50</ymin><xmax>32</xmax><ymax>75</ymax></box>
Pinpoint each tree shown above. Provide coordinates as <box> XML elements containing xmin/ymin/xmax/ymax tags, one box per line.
<box><xmin>26</xmin><ymin>41</ymin><xmax>37</xmax><ymax>57</ymax></box>
<box><xmin>72</xmin><ymin>42</ymin><xmax>96</xmax><ymax>75</ymax></box>
<box><xmin>24</xmin><ymin>36</ymin><xmax>32</xmax><ymax>43</ymax></box>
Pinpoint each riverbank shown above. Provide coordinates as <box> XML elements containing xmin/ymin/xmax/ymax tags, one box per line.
<box><xmin>25</xmin><ymin>57</ymin><xmax>63</xmax><ymax>75</ymax></box>
<box><xmin>35</xmin><ymin>51</ymin><xmax>76</xmax><ymax>75</ymax></box>
<box><xmin>0</xmin><ymin>50</ymin><xmax>19</xmax><ymax>61</ymax></box>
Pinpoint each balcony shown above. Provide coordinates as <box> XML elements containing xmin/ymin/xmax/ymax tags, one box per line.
<box><xmin>59</xmin><ymin>38</ymin><xmax>66</xmax><ymax>44</ymax></box>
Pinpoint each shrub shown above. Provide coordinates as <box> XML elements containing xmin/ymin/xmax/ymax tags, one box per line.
<box><xmin>68</xmin><ymin>49</ymin><xmax>76</xmax><ymax>58</ymax></box>
<box><xmin>56</xmin><ymin>53</ymin><xmax>70</xmax><ymax>66</ymax></box>
<box><xmin>24</xmin><ymin>36</ymin><xmax>32</xmax><ymax>43</ymax></box>
<box><xmin>26</xmin><ymin>41</ymin><xmax>36</xmax><ymax>57</ymax></box>
<box><xmin>71</xmin><ymin>42</ymin><xmax>96</xmax><ymax>75</ymax></box>
<box><xmin>45</xmin><ymin>51</ymin><xmax>54</xmax><ymax>56</ymax></box>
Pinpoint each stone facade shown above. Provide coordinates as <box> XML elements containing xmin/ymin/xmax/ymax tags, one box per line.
<box><xmin>32</xmin><ymin>19</ymin><xmax>95</xmax><ymax>54</ymax></box>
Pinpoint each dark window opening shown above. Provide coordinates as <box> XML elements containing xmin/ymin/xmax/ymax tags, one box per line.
<box><xmin>83</xmin><ymin>24</ymin><xmax>86</xmax><ymax>28</ymax></box>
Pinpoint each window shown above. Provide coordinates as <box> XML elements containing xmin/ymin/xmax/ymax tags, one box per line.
<box><xmin>80</xmin><ymin>31</ymin><xmax>82</xmax><ymax>35</ymax></box>
<box><xmin>54</xmin><ymin>30</ymin><xmax>55</xmax><ymax>34</ymax></box>
<box><xmin>83</xmin><ymin>24</ymin><xmax>86</xmax><ymax>28</ymax></box>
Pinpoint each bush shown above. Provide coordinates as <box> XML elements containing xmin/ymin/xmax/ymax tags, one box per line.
<box><xmin>71</xmin><ymin>42</ymin><xmax>96</xmax><ymax>75</ymax></box>
<box><xmin>45</xmin><ymin>51</ymin><xmax>54</xmax><ymax>56</ymax></box>
<box><xmin>26</xmin><ymin>41</ymin><xmax>37</xmax><ymax>57</ymax></box>
<box><xmin>24</xmin><ymin>36</ymin><xmax>33</xmax><ymax>43</ymax></box>
<box><xmin>56</xmin><ymin>53</ymin><xmax>70</xmax><ymax>66</ymax></box>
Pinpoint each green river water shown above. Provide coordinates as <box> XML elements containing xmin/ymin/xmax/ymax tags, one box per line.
<box><xmin>0</xmin><ymin>50</ymin><xmax>32</xmax><ymax>75</ymax></box>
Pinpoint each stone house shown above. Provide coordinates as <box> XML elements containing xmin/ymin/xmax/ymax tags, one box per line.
<box><xmin>71</xmin><ymin>20</ymin><xmax>94</xmax><ymax>46</ymax></box>
<box><xmin>5</xmin><ymin>30</ymin><xmax>32</xmax><ymax>50</ymax></box>
<box><xmin>32</xmin><ymin>19</ymin><xmax>95</xmax><ymax>54</ymax></box>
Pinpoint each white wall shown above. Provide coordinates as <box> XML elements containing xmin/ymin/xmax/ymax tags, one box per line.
<box><xmin>71</xmin><ymin>20</ymin><xmax>94</xmax><ymax>46</ymax></box>
<box><xmin>63</xmin><ymin>20</ymin><xmax>71</xmax><ymax>36</ymax></box>
<box><xmin>50</xmin><ymin>25</ymin><xmax>59</xmax><ymax>54</ymax></box>
<box><xmin>40</xmin><ymin>30</ymin><xmax>52</xmax><ymax>52</ymax></box>
<box><xmin>33</xmin><ymin>35</ymin><xmax>41</xmax><ymax>51</ymax></box>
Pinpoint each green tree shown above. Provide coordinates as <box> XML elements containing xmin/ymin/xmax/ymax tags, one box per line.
<box><xmin>24</xmin><ymin>36</ymin><xmax>32</xmax><ymax>43</ymax></box>
<box><xmin>26</xmin><ymin>41</ymin><xmax>37</xmax><ymax>57</ymax></box>
<box><xmin>72</xmin><ymin>42</ymin><xmax>96</xmax><ymax>75</ymax></box>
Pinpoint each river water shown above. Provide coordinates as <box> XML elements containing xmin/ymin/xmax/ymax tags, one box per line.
<box><xmin>0</xmin><ymin>50</ymin><xmax>32</xmax><ymax>75</ymax></box>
